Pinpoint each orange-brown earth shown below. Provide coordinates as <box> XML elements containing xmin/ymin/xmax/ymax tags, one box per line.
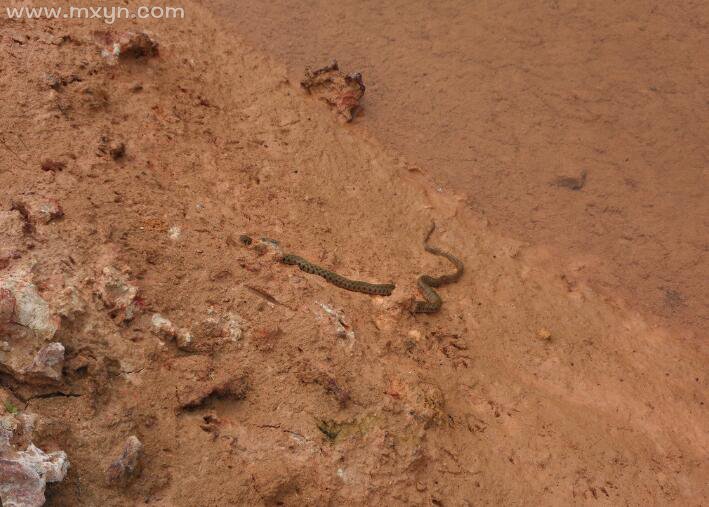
<box><xmin>208</xmin><ymin>0</ymin><xmax>709</xmax><ymax>340</ymax></box>
<box><xmin>0</xmin><ymin>1</ymin><xmax>707</xmax><ymax>505</ymax></box>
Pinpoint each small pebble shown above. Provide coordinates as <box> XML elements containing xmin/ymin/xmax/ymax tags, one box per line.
<box><xmin>536</xmin><ymin>328</ymin><xmax>552</xmax><ymax>341</ymax></box>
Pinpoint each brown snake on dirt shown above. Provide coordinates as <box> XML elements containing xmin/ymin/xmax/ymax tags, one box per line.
<box><xmin>410</xmin><ymin>222</ymin><xmax>465</xmax><ymax>313</ymax></box>
<box><xmin>239</xmin><ymin>234</ymin><xmax>395</xmax><ymax>296</ymax></box>
<box><xmin>238</xmin><ymin>223</ymin><xmax>463</xmax><ymax>313</ymax></box>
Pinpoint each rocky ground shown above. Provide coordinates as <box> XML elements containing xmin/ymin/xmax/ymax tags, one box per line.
<box><xmin>0</xmin><ymin>2</ymin><xmax>707</xmax><ymax>505</ymax></box>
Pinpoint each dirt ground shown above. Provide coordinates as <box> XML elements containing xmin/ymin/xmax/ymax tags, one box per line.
<box><xmin>0</xmin><ymin>1</ymin><xmax>707</xmax><ymax>506</ymax></box>
<box><xmin>208</xmin><ymin>0</ymin><xmax>709</xmax><ymax>340</ymax></box>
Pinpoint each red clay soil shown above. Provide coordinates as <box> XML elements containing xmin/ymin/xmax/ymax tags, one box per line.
<box><xmin>208</xmin><ymin>0</ymin><xmax>709</xmax><ymax>341</ymax></box>
<box><xmin>0</xmin><ymin>1</ymin><xmax>707</xmax><ymax>505</ymax></box>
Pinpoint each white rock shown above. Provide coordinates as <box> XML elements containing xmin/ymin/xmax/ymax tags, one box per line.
<box><xmin>23</xmin><ymin>343</ymin><xmax>65</xmax><ymax>383</ymax></box>
<box><xmin>0</xmin><ymin>443</ymin><xmax>69</xmax><ymax>507</ymax></box>
<box><xmin>0</xmin><ymin>268</ymin><xmax>59</xmax><ymax>340</ymax></box>
<box><xmin>167</xmin><ymin>225</ymin><xmax>181</xmax><ymax>241</ymax></box>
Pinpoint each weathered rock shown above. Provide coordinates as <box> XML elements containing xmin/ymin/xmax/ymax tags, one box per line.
<box><xmin>1</xmin><ymin>341</ymin><xmax>65</xmax><ymax>385</ymax></box>
<box><xmin>301</xmin><ymin>60</ymin><xmax>365</xmax><ymax>122</ymax></box>
<box><xmin>0</xmin><ymin>442</ymin><xmax>69</xmax><ymax>507</ymax></box>
<box><xmin>97</xmin><ymin>31</ymin><xmax>159</xmax><ymax>63</ymax></box>
<box><xmin>222</xmin><ymin>313</ymin><xmax>243</xmax><ymax>342</ymax></box>
<box><xmin>116</xmin><ymin>32</ymin><xmax>158</xmax><ymax>59</ymax></box>
<box><xmin>35</xmin><ymin>202</ymin><xmax>63</xmax><ymax>225</ymax></box>
<box><xmin>175</xmin><ymin>329</ymin><xmax>194</xmax><ymax>350</ymax></box>
<box><xmin>315</xmin><ymin>302</ymin><xmax>354</xmax><ymax>341</ymax></box>
<box><xmin>0</xmin><ymin>413</ymin><xmax>37</xmax><ymax>452</ymax></box>
<box><xmin>193</xmin><ymin>312</ymin><xmax>243</xmax><ymax>344</ymax></box>
<box><xmin>150</xmin><ymin>313</ymin><xmax>178</xmax><ymax>339</ymax></box>
<box><xmin>0</xmin><ymin>267</ymin><xmax>60</xmax><ymax>340</ymax></box>
<box><xmin>105</xmin><ymin>435</ymin><xmax>143</xmax><ymax>486</ymax></box>
<box><xmin>152</xmin><ymin>311</ymin><xmax>242</xmax><ymax>352</ymax></box>
<box><xmin>536</xmin><ymin>328</ymin><xmax>552</xmax><ymax>341</ymax></box>
<box><xmin>1</xmin><ymin>267</ymin><xmax>81</xmax><ymax>384</ymax></box>
<box><xmin>98</xmin><ymin>266</ymin><xmax>140</xmax><ymax>322</ymax></box>
<box><xmin>11</xmin><ymin>198</ymin><xmax>64</xmax><ymax>225</ymax></box>
<box><xmin>167</xmin><ymin>225</ymin><xmax>181</xmax><ymax>241</ymax></box>
<box><xmin>53</xmin><ymin>285</ymin><xmax>85</xmax><ymax>321</ymax></box>
<box><xmin>150</xmin><ymin>313</ymin><xmax>194</xmax><ymax>351</ymax></box>
<box><xmin>23</xmin><ymin>343</ymin><xmax>65</xmax><ymax>383</ymax></box>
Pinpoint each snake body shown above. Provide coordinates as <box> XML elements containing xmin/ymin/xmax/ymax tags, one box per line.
<box><xmin>411</xmin><ymin>223</ymin><xmax>464</xmax><ymax>313</ymax></box>
<box><xmin>239</xmin><ymin>235</ymin><xmax>394</xmax><ymax>296</ymax></box>
<box><xmin>281</xmin><ymin>253</ymin><xmax>395</xmax><ymax>296</ymax></box>
<box><xmin>239</xmin><ymin>224</ymin><xmax>463</xmax><ymax>312</ymax></box>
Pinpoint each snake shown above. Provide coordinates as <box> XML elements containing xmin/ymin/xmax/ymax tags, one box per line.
<box><xmin>238</xmin><ymin>224</ymin><xmax>463</xmax><ymax>312</ymax></box>
<box><xmin>410</xmin><ymin>222</ymin><xmax>465</xmax><ymax>313</ymax></box>
<box><xmin>238</xmin><ymin>234</ymin><xmax>395</xmax><ymax>296</ymax></box>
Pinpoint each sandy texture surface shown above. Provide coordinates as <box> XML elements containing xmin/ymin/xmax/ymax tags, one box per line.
<box><xmin>208</xmin><ymin>0</ymin><xmax>709</xmax><ymax>339</ymax></box>
<box><xmin>0</xmin><ymin>1</ymin><xmax>707</xmax><ymax>505</ymax></box>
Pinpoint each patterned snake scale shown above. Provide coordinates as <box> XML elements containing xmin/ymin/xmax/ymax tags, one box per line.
<box><xmin>239</xmin><ymin>223</ymin><xmax>463</xmax><ymax>313</ymax></box>
<box><xmin>411</xmin><ymin>222</ymin><xmax>465</xmax><ymax>313</ymax></box>
<box><xmin>239</xmin><ymin>235</ymin><xmax>395</xmax><ymax>296</ymax></box>
<box><xmin>280</xmin><ymin>254</ymin><xmax>396</xmax><ymax>296</ymax></box>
